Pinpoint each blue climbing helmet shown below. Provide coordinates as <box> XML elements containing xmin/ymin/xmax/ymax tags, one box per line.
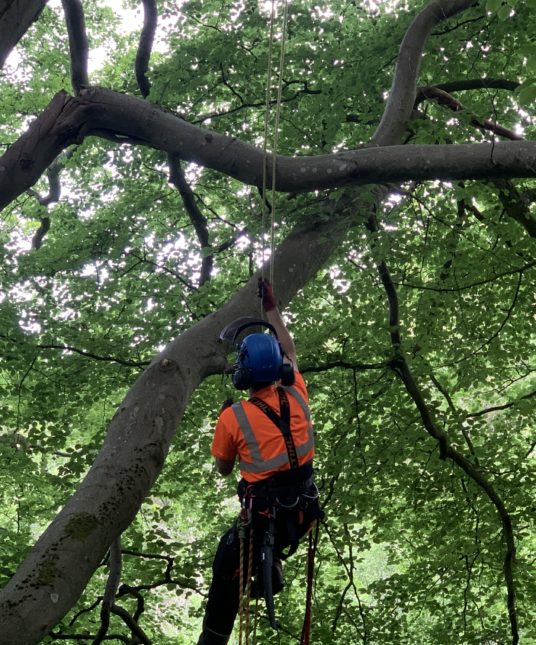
<box><xmin>234</xmin><ymin>332</ymin><xmax>283</xmax><ymax>389</ymax></box>
<box><xmin>219</xmin><ymin>317</ymin><xmax>294</xmax><ymax>390</ymax></box>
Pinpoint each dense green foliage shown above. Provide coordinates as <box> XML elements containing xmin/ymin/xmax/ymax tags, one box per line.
<box><xmin>0</xmin><ymin>0</ymin><xmax>534</xmax><ymax>643</ymax></box>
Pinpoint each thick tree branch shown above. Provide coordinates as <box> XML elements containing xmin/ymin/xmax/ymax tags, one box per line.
<box><xmin>0</xmin><ymin>90</ymin><xmax>86</xmax><ymax>212</ymax></box>
<box><xmin>431</xmin><ymin>79</ymin><xmax>520</xmax><ymax>94</ymax></box>
<box><xmin>0</xmin><ymin>0</ymin><xmax>49</xmax><ymax>69</ymax></box>
<box><xmin>61</xmin><ymin>0</ymin><xmax>89</xmax><ymax>93</ymax></box>
<box><xmin>0</xmin><ymin>87</ymin><xmax>535</xmax><ymax>213</ymax></box>
<box><xmin>0</xmin><ymin>190</ymin><xmax>361</xmax><ymax>643</ymax></box>
<box><xmin>372</xmin><ymin>0</ymin><xmax>478</xmax><ymax>145</ymax></box>
<box><xmin>135</xmin><ymin>0</ymin><xmax>157</xmax><ymax>98</ymax></box>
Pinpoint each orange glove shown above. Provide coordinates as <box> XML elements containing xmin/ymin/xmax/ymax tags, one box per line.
<box><xmin>258</xmin><ymin>278</ymin><xmax>276</xmax><ymax>312</ymax></box>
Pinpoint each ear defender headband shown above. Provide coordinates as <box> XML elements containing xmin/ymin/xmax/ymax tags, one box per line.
<box><xmin>220</xmin><ymin>317</ymin><xmax>295</xmax><ymax>390</ymax></box>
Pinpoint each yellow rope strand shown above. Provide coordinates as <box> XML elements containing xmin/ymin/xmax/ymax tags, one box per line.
<box><xmin>252</xmin><ymin>596</ymin><xmax>259</xmax><ymax>645</ymax></box>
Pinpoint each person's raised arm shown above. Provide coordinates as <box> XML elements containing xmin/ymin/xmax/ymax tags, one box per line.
<box><xmin>258</xmin><ymin>278</ymin><xmax>298</xmax><ymax>368</ymax></box>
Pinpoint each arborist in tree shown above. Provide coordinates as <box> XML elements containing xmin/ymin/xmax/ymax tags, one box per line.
<box><xmin>197</xmin><ymin>279</ymin><xmax>322</xmax><ymax>645</ymax></box>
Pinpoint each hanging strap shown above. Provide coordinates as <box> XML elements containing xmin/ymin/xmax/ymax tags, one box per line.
<box><xmin>249</xmin><ymin>387</ymin><xmax>299</xmax><ymax>469</ymax></box>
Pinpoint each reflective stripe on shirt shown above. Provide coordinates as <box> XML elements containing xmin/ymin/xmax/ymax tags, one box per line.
<box><xmin>232</xmin><ymin>386</ymin><xmax>314</xmax><ymax>475</ymax></box>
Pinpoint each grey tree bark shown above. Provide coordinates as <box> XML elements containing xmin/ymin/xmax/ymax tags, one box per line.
<box><xmin>0</xmin><ymin>86</ymin><xmax>535</xmax><ymax>212</ymax></box>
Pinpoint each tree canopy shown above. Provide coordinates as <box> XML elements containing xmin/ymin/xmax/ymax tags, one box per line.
<box><xmin>0</xmin><ymin>0</ymin><xmax>534</xmax><ymax>643</ymax></box>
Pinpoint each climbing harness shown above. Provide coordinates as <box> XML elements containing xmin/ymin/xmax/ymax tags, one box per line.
<box><xmin>249</xmin><ymin>387</ymin><xmax>299</xmax><ymax>470</ymax></box>
<box><xmin>235</xmin><ymin>385</ymin><xmax>321</xmax><ymax>641</ymax></box>
<box><xmin>237</xmin><ymin>472</ymin><xmax>321</xmax><ymax>644</ymax></box>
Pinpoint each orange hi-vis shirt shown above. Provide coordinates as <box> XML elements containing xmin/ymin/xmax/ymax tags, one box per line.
<box><xmin>211</xmin><ymin>371</ymin><xmax>315</xmax><ymax>483</ymax></box>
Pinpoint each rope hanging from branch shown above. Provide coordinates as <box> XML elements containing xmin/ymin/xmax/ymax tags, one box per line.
<box><xmin>261</xmin><ymin>0</ymin><xmax>289</xmax><ymax>305</ymax></box>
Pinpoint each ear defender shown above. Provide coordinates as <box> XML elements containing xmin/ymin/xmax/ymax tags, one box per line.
<box><xmin>232</xmin><ymin>366</ymin><xmax>253</xmax><ymax>390</ymax></box>
<box><xmin>279</xmin><ymin>362</ymin><xmax>295</xmax><ymax>386</ymax></box>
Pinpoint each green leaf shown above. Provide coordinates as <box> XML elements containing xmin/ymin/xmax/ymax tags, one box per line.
<box><xmin>486</xmin><ymin>0</ymin><xmax>501</xmax><ymax>11</ymax></box>
<box><xmin>518</xmin><ymin>83</ymin><xmax>536</xmax><ymax>105</ymax></box>
<box><xmin>497</xmin><ymin>4</ymin><xmax>511</xmax><ymax>19</ymax></box>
